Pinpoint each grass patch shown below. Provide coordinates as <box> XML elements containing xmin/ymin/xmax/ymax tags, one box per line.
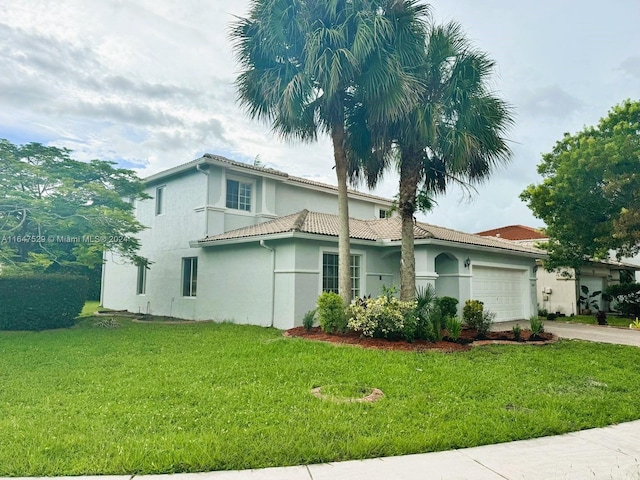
<box><xmin>555</xmin><ymin>315</ymin><xmax>632</xmax><ymax>328</ymax></box>
<box><xmin>1</xmin><ymin>315</ymin><xmax>640</xmax><ymax>475</ymax></box>
<box><xmin>79</xmin><ymin>300</ymin><xmax>101</xmax><ymax>317</ymax></box>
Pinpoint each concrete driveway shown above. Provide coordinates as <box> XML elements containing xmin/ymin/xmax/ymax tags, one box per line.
<box><xmin>495</xmin><ymin>320</ymin><xmax>640</xmax><ymax>347</ymax></box>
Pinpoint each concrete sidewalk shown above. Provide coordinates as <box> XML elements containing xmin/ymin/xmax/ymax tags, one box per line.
<box><xmin>17</xmin><ymin>420</ymin><xmax>636</xmax><ymax>480</ymax></box>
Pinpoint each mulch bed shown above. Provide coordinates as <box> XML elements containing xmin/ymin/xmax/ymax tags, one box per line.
<box><xmin>284</xmin><ymin>326</ymin><xmax>557</xmax><ymax>352</ymax></box>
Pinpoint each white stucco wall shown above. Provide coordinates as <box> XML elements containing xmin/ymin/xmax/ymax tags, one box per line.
<box><xmin>537</xmin><ymin>268</ymin><xmax>577</xmax><ymax>316</ymax></box>
<box><xmin>274</xmin><ymin>183</ymin><xmax>384</xmax><ymax>219</ymax></box>
<box><xmin>102</xmin><ymin>170</ymin><xmax>208</xmax><ymax>314</ymax></box>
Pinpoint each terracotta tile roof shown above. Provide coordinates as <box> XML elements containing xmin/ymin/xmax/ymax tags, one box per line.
<box><xmin>197</xmin><ymin>211</ymin><xmax>544</xmax><ymax>255</ymax></box>
<box><xmin>475</xmin><ymin>225</ymin><xmax>548</xmax><ymax>241</ymax></box>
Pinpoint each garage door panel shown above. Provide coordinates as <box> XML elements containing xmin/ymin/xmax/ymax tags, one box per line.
<box><xmin>473</xmin><ymin>266</ymin><xmax>525</xmax><ymax>322</ymax></box>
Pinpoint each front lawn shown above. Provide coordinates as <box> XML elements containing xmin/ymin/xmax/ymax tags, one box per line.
<box><xmin>1</xmin><ymin>315</ymin><xmax>640</xmax><ymax>476</ymax></box>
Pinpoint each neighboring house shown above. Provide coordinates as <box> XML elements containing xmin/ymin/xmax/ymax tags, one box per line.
<box><xmin>476</xmin><ymin>225</ymin><xmax>639</xmax><ymax>315</ymax></box>
<box><xmin>102</xmin><ymin>156</ymin><xmax>543</xmax><ymax>328</ymax></box>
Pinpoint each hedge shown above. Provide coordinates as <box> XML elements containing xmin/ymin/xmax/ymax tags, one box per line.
<box><xmin>0</xmin><ymin>275</ymin><xmax>87</xmax><ymax>330</ymax></box>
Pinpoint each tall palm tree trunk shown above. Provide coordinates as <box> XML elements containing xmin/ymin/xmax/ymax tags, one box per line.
<box><xmin>332</xmin><ymin>122</ymin><xmax>351</xmax><ymax>305</ymax></box>
<box><xmin>399</xmin><ymin>153</ymin><xmax>420</xmax><ymax>301</ymax></box>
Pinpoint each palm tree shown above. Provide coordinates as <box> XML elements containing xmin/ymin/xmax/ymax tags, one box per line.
<box><xmin>352</xmin><ymin>22</ymin><xmax>514</xmax><ymax>300</ymax></box>
<box><xmin>230</xmin><ymin>0</ymin><xmax>428</xmax><ymax>303</ymax></box>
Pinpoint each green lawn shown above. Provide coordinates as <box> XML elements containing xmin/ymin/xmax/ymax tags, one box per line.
<box><xmin>1</xmin><ymin>314</ymin><xmax>640</xmax><ymax>476</ymax></box>
<box><xmin>79</xmin><ymin>300</ymin><xmax>101</xmax><ymax>317</ymax></box>
<box><xmin>552</xmin><ymin>314</ymin><xmax>634</xmax><ymax>328</ymax></box>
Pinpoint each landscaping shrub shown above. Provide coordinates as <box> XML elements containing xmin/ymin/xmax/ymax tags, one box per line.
<box><xmin>434</xmin><ymin>296</ymin><xmax>458</xmax><ymax>319</ymax></box>
<box><xmin>529</xmin><ymin>315</ymin><xmax>545</xmax><ymax>338</ymax></box>
<box><xmin>420</xmin><ymin>305</ymin><xmax>445</xmax><ymax>342</ymax></box>
<box><xmin>512</xmin><ymin>323</ymin><xmax>522</xmax><ymax>341</ymax></box>
<box><xmin>0</xmin><ymin>275</ymin><xmax>87</xmax><ymax>330</ymax></box>
<box><xmin>462</xmin><ymin>299</ymin><xmax>484</xmax><ymax>328</ymax></box>
<box><xmin>546</xmin><ymin>312</ymin><xmax>557</xmax><ymax>321</ymax></box>
<box><xmin>302</xmin><ymin>309</ymin><xmax>316</xmax><ymax>331</ymax></box>
<box><xmin>347</xmin><ymin>295</ymin><xmax>416</xmax><ymax>340</ymax></box>
<box><xmin>477</xmin><ymin>311</ymin><xmax>495</xmax><ymax>338</ymax></box>
<box><xmin>316</xmin><ymin>292</ymin><xmax>347</xmax><ymax>334</ymax></box>
<box><xmin>462</xmin><ymin>300</ymin><xmax>496</xmax><ymax>338</ymax></box>
<box><xmin>445</xmin><ymin>316</ymin><xmax>462</xmax><ymax>341</ymax></box>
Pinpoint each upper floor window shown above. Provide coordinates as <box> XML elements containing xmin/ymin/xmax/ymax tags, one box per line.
<box><xmin>322</xmin><ymin>253</ymin><xmax>361</xmax><ymax>298</ymax></box>
<box><xmin>155</xmin><ymin>186</ymin><xmax>165</xmax><ymax>215</ymax></box>
<box><xmin>182</xmin><ymin>257</ymin><xmax>198</xmax><ymax>297</ymax></box>
<box><xmin>226</xmin><ymin>179</ymin><xmax>252</xmax><ymax>212</ymax></box>
<box><xmin>379</xmin><ymin>209</ymin><xmax>390</xmax><ymax>219</ymax></box>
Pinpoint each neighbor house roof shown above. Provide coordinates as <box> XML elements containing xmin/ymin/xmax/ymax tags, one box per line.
<box><xmin>144</xmin><ymin>154</ymin><xmax>394</xmax><ymax>205</ymax></box>
<box><xmin>194</xmin><ymin>210</ymin><xmax>545</xmax><ymax>256</ymax></box>
<box><xmin>475</xmin><ymin>225</ymin><xmax>548</xmax><ymax>241</ymax></box>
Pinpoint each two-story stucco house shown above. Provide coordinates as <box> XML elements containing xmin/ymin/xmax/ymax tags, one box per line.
<box><xmin>102</xmin><ymin>155</ymin><xmax>543</xmax><ymax>328</ymax></box>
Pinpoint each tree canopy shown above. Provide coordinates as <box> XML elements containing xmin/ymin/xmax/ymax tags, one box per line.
<box><xmin>0</xmin><ymin>139</ymin><xmax>149</xmax><ymax>274</ymax></box>
<box><xmin>350</xmin><ymin>22</ymin><xmax>513</xmax><ymax>300</ymax></box>
<box><xmin>230</xmin><ymin>0</ymin><xmax>429</xmax><ymax>303</ymax></box>
<box><xmin>521</xmin><ymin>99</ymin><xmax>640</xmax><ymax>271</ymax></box>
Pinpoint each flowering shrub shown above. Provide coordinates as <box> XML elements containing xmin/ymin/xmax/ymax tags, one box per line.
<box><xmin>348</xmin><ymin>295</ymin><xmax>416</xmax><ymax>340</ymax></box>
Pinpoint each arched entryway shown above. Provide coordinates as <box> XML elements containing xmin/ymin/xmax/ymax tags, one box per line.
<box><xmin>435</xmin><ymin>253</ymin><xmax>460</xmax><ymax>299</ymax></box>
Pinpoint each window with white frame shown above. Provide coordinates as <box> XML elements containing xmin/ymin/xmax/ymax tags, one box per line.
<box><xmin>182</xmin><ymin>257</ymin><xmax>198</xmax><ymax>297</ymax></box>
<box><xmin>226</xmin><ymin>179</ymin><xmax>252</xmax><ymax>211</ymax></box>
<box><xmin>322</xmin><ymin>253</ymin><xmax>361</xmax><ymax>298</ymax></box>
<box><xmin>155</xmin><ymin>186</ymin><xmax>165</xmax><ymax>215</ymax></box>
<box><xmin>136</xmin><ymin>264</ymin><xmax>147</xmax><ymax>295</ymax></box>
<box><xmin>379</xmin><ymin>209</ymin><xmax>390</xmax><ymax>219</ymax></box>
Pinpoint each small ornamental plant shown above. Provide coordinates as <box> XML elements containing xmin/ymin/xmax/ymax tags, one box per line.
<box><xmin>529</xmin><ymin>315</ymin><xmax>545</xmax><ymax>338</ymax></box>
<box><xmin>302</xmin><ymin>309</ymin><xmax>316</xmax><ymax>331</ymax></box>
<box><xmin>629</xmin><ymin>318</ymin><xmax>640</xmax><ymax>330</ymax></box>
<box><xmin>512</xmin><ymin>323</ymin><xmax>522</xmax><ymax>341</ymax></box>
<box><xmin>445</xmin><ymin>316</ymin><xmax>462</xmax><ymax>341</ymax></box>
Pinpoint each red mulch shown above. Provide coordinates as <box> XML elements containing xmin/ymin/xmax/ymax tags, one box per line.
<box><xmin>284</xmin><ymin>326</ymin><xmax>556</xmax><ymax>352</ymax></box>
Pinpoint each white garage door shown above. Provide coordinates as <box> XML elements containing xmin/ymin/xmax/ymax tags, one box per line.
<box><xmin>472</xmin><ymin>266</ymin><xmax>526</xmax><ymax>322</ymax></box>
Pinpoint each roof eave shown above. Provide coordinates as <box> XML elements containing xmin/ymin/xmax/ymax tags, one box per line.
<box><xmin>411</xmin><ymin>238</ymin><xmax>547</xmax><ymax>258</ymax></box>
<box><xmin>191</xmin><ymin>231</ymin><xmax>380</xmax><ymax>248</ymax></box>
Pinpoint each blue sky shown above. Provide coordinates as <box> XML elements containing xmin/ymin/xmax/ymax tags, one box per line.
<box><xmin>1</xmin><ymin>0</ymin><xmax>639</xmax><ymax>232</ymax></box>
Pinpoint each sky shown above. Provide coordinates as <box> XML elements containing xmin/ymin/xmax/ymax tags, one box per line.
<box><xmin>1</xmin><ymin>0</ymin><xmax>639</xmax><ymax>233</ymax></box>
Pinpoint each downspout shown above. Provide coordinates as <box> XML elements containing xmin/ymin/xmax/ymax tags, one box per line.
<box><xmin>100</xmin><ymin>250</ymin><xmax>107</xmax><ymax>307</ymax></box>
<box><xmin>260</xmin><ymin>240</ymin><xmax>276</xmax><ymax>328</ymax></box>
<box><xmin>196</xmin><ymin>164</ymin><xmax>209</xmax><ymax>236</ymax></box>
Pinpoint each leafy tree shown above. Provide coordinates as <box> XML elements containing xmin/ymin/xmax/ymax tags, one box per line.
<box><xmin>0</xmin><ymin>139</ymin><xmax>149</xmax><ymax>278</ymax></box>
<box><xmin>351</xmin><ymin>22</ymin><xmax>513</xmax><ymax>300</ymax></box>
<box><xmin>521</xmin><ymin>99</ymin><xmax>640</xmax><ymax>272</ymax></box>
<box><xmin>230</xmin><ymin>0</ymin><xmax>428</xmax><ymax>303</ymax></box>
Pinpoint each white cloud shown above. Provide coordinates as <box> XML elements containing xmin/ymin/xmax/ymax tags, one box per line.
<box><xmin>1</xmin><ymin>0</ymin><xmax>639</xmax><ymax>232</ymax></box>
